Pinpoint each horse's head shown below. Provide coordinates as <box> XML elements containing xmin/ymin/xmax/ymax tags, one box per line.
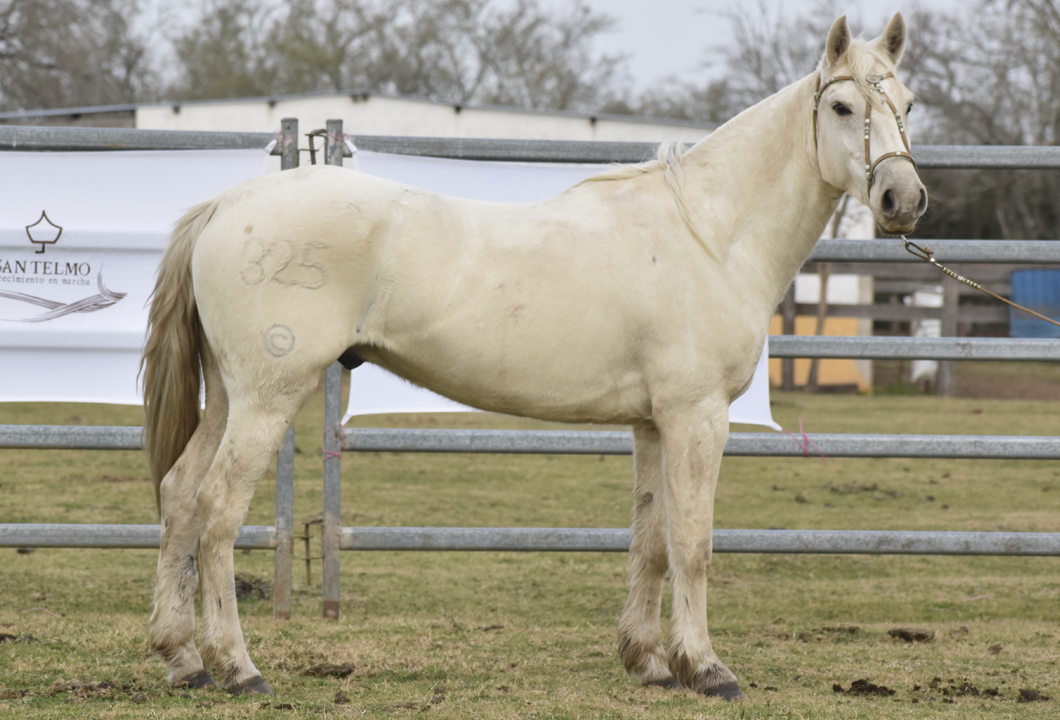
<box><xmin>813</xmin><ymin>13</ymin><xmax>927</xmax><ymax>235</ymax></box>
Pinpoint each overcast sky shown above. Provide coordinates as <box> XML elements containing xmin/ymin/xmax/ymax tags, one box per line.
<box><xmin>577</xmin><ymin>0</ymin><xmax>968</xmax><ymax>92</ymax></box>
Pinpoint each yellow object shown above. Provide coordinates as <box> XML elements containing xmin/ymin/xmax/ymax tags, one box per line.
<box><xmin>769</xmin><ymin>316</ymin><xmax>872</xmax><ymax>391</ymax></box>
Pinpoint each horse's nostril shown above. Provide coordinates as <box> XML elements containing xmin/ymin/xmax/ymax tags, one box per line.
<box><xmin>917</xmin><ymin>188</ymin><xmax>928</xmax><ymax>216</ymax></box>
<box><xmin>882</xmin><ymin>189</ymin><xmax>896</xmax><ymax>216</ymax></box>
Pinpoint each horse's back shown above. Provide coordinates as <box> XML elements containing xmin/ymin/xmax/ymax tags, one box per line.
<box><xmin>187</xmin><ymin>164</ymin><xmax>749</xmax><ymax>424</ymax></box>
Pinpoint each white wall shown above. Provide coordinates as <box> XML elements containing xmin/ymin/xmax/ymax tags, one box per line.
<box><xmin>136</xmin><ymin>93</ymin><xmax>713</xmax><ymax>144</ymax></box>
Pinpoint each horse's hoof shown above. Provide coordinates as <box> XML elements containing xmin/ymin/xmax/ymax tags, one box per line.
<box><xmin>703</xmin><ymin>681</ymin><xmax>746</xmax><ymax>701</ymax></box>
<box><xmin>646</xmin><ymin>677</ymin><xmax>684</xmax><ymax>690</ymax></box>
<box><xmin>178</xmin><ymin>670</ymin><xmax>219</xmax><ymax>689</ymax></box>
<box><xmin>227</xmin><ymin>675</ymin><xmax>274</xmax><ymax>696</ymax></box>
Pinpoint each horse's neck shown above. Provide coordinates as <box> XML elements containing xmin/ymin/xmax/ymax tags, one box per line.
<box><xmin>682</xmin><ymin>72</ymin><xmax>841</xmax><ymax>314</ymax></box>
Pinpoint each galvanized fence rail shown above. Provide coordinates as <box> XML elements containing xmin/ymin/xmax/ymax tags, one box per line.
<box><xmin>341</xmin><ymin>428</ymin><xmax>1060</xmax><ymax>459</ymax></box>
<box><xmin>5</xmin><ymin>125</ymin><xmax>1060</xmax><ymax>168</ymax></box>
<box><xmin>7</xmin><ymin>523</ymin><xmax>1060</xmax><ymax>557</ymax></box>
<box><xmin>0</xmin><ymin>125</ymin><xmax>1058</xmax><ymax>622</ymax></box>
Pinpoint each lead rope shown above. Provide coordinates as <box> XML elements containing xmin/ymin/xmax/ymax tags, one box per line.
<box><xmin>899</xmin><ymin>236</ymin><xmax>1060</xmax><ymax>329</ymax></box>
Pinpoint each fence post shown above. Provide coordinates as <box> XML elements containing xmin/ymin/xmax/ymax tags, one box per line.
<box><xmin>272</xmin><ymin>118</ymin><xmax>299</xmax><ymax>621</ymax></box>
<box><xmin>321</xmin><ymin>118</ymin><xmax>345</xmax><ymax>621</ymax></box>
<box><xmin>781</xmin><ymin>284</ymin><xmax>796</xmax><ymax>390</ymax></box>
<box><xmin>281</xmin><ymin>117</ymin><xmax>299</xmax><ymax>171</ymax></box>
<box><xmin>273</xmin><ymin>427</ymin><xmax>295</xmax><ymax>620</ymax></box>
<box><xmin>938</xmin><ymin>275</ymin><xmax>960</xmax><ymax>397</ymax></box>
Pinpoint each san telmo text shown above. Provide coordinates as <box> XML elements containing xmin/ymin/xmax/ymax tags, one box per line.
<box><xmin>0</xmin><ymin>260</ymin><xmax>93</xmax><ymax>286</ymax></box>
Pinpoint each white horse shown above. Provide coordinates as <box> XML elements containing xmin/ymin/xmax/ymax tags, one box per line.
<box><xmin>142</xmin><ymin>14</ymin><xmax>925</xmax><ymax>699</ymax></box>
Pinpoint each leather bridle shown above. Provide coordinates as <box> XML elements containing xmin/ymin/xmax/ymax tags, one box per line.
<box><xmin>813</xmin><ymin>72</ymin><xmax>1060</xmax><ymax>331</ymax></box>
<box><xmin>812</xmin><ymin>71</ymin><xmax>917</xmax><ymax>194</ymax></box>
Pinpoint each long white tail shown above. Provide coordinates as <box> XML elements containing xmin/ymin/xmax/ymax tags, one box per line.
<box><xmin>141</xmin><ymin>199</ymin><xmax>221</xmax><ymax>514</ymax></box>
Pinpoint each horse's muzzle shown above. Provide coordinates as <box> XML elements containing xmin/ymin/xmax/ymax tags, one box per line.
<box><xmin>871</xmin><ymin>165</ymin><xmax>927</xmax><ymax>235</ymax></box>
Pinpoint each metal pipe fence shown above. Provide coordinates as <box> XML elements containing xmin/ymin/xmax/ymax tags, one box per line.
<box><xmin>0</xmin><ymin>125</ymin><xmax>1057</xmax><ymax>622</ymax></box>
<box><xmin>6</xmin><ymin>126</ymin><xmax>1060</xmax><ymax>169</ymax></box>
<box><xmin>341</xmin><ymin>428</ymin><xmax>1060</xmax><ymax>459</ymax></box>
<box><xmin>6</xmin><ymin>523</ymin><xmax>1059</xmax><ymax>557</ymax></box>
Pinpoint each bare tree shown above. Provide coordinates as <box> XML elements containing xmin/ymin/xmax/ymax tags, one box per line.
<box><xmin>629</xmin><ymin>79</ymin><xmax>739</xmax><ymax>125</ymax></box>
<box><xmin>901</xmin><ymin>0</ymin><xmax>1060</xmax><ymax>239</ymax></box>
<box><xmin>168</xmin><ymin>0</ymin><xmax>627</xmax><ymax>111</ymax></box>
<box><xmin>0</xmin><ymin>0</ymin><xmax>153</xmax><ymax>111</ymax></box>
<box><xmin>719</xmin><ymin>0</ymin><xmax>837</xmax><ymax>110</ymax></box>
<box><xmin>168</xmin><ymin>0</ymin><xmax>284</xmax><ymax>100</ymax></box>
<box><xmin>624</xmin><ymin>0</ymin><xmax>845</xmax><ymax>124</ymax></box>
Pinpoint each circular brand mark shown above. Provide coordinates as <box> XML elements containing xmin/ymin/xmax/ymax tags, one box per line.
<box><xmin>264</xmin><ymin>324</ymin><xmax>296</xmax><ymax>358</ymax></box>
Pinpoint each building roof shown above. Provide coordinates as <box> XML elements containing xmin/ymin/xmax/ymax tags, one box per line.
<box><xmin>0</xmin><ymin>89</ymin><xmax>714</xmax><ymax>131</ymax></box>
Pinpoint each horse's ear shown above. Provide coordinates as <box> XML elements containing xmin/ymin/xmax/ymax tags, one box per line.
<box><xmin>825</xmin><ymin>16</ymin><xmax>851</xmax><ymax>67</ymax></box>
<box><xmin>876</xmin><ymin>12</ymin><xmax>906</xmax><ymax>65</ymax></box>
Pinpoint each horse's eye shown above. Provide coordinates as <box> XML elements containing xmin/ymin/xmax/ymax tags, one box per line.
<box><xmin>906</xmin><ymin>103</ymin><xmax>914</xmax><ymax>114</ymax></box>
<box><xmin>832</xmin><ymin>102</ymin><xmax>852</xmax><ymax>117</ymax></box>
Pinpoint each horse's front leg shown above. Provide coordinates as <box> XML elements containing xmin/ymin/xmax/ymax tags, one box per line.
<box><xmin>618</xmin><ymin>421</ymin><xmax>678</xmax><ymax>687</ymax></box>
<box><xmin>657</xmin><ymin>399</ymin><xmax>744</xmax><ymax>700</ymax></box>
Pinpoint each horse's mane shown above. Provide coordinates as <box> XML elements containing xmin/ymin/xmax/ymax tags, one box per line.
<box><xmin>570</xmin><ymin>38</ymin><xmax>904</xmax><ymax>265</ymax></box>
<box><xmin>576</xmin><ymin>140</ymin><xmax>719</xmax><ymax>262</ymax></box>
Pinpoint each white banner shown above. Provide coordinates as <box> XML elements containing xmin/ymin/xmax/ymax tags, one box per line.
<box><xmin>348</xmin><ymin>150</ymin><xmax>779</xmax><ymax>430</ymax></box>
<box><xmin>0</xmin><ymin>149</ymin><xmax>270</xmax><ymax>404</ymax></box>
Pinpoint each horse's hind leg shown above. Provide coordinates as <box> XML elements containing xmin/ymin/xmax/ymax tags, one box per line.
<box><xmin>195</xmin><ymin>371</ymin><xmax>319</xmax><ymax>694</ymax></box>
<box><xmin>618</xmin><ymin>421</ymin><xmax>678</xmax><ymax>687</ymax></box>
<box><xmin>150</xmin><ymin>346</ymin><xmax>228</xmax><ymax>688</ymax></box>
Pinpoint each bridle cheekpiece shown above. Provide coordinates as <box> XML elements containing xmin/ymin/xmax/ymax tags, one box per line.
<box><xmin>812</xmin><ymin>71</ymin><xmax>917</xmax><ymax>194</ymax></box>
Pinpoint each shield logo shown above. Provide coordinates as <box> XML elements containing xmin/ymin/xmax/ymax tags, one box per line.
<box><xmin>25</xmin><ymin>211</ymin><xmax>62</xmax><ymax>254</ymax></box>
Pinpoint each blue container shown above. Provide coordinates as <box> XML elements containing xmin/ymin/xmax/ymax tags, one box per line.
<box><xmin>1010</xmin><ymin>269</ymin><xmax>1060</xmax><ymax>338</ymax></box>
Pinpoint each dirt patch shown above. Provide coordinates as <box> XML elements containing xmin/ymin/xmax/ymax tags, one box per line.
<box><xmin>798</xmin><ymin>625</ymin><xmax>859</xmax><ymax>642</ymax></box>
<box><xmin>818</xmin><ymin>624</ymin><xmax>859</xmax><ymax>635</ymax></box>
<box><xmin>233</xmin><ymin>575</ymin><xmax>271</xmax><ymax>601</ymax></box>
<box><xmin>833</xmin><ymin>679</ymin><xmax>895</xmax><ymax>696</ymax></box>
<box><xmin>1020</xmin><ymin>688</ymin><xmax>1050</xmax><ymax>702</ymax></box>
<box><xmin>0</xmin><ymin>634</ymin><xmax>35</xmax><ymax>642</ymax></box>
<box><xmin>256</xmin><ymin>701</ymin><xmax>296</xmax><ymax>710</ymax></box>
<box><xmin>825</xmin><ymin>482</ymin><xmax>902</xmax><ymax>498</ymax></box>
<box><xmin>23</xmin><ymin>678</ymin><xmax>157</xmax><ymax>703</ymax></box>
<box><xmin>914</xmin><ymin>678</ymin><xmax>1007</xmax><ymax>701</ymax></box>
<box><xmin>889</xmin><ymin>627</ymin><xmax>935</xmax><ymax>642</ymax></box>
<box><xmin>302</xmin><ymin>663</ymin><xmax>355</xmax><ymax>678</ymax></box>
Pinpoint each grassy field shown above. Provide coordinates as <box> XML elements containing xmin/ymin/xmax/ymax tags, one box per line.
<box><xmin>1</xmin><ymin>379</ymin><xmax>1059</xmax><ymax>719</ymax></box>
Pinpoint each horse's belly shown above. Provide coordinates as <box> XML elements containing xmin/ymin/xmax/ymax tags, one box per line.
<box><xmin>357</xmin><ymin>324</ymin><xmax>651</xmax><ymax>424</ymax></box>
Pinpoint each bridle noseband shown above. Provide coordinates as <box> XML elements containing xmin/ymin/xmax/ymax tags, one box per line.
<box><xmin>812</xmin><ymin>71</ymin><xmax>916</xmax><ymax>194</ymax></box>
<box><xmin>814</xmin><ymin>73</ymin><xmax>1059</xmax><ymax>330</ymax></box>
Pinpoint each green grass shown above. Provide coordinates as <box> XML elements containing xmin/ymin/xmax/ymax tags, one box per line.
<box><xmin>1</xmin><ymin>388</ymin><xmax>1058</xmax><ymax>718</ymax></box>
